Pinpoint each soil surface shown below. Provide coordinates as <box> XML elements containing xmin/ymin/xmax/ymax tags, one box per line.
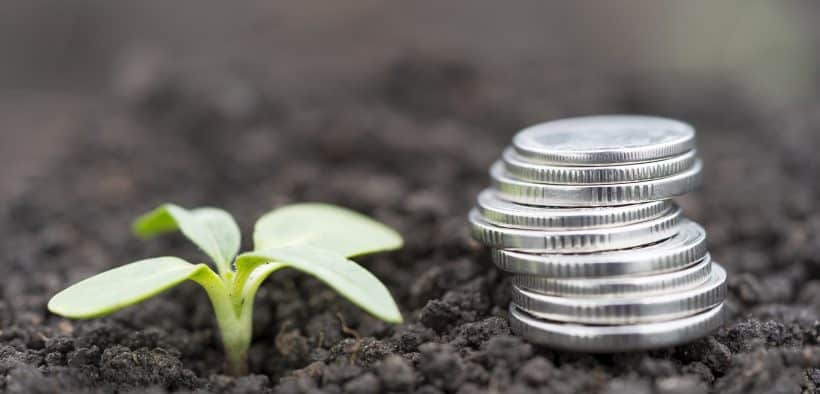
<box><xmin>1</xmin><ymin>53</ymin><xmax>819</xmax><ymax>393</ymax></box>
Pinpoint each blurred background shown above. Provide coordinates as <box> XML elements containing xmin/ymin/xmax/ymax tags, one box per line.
<box><xmin>1</xmin><ymin>1</ymin><xmax>818</xmax><ymax>201</ymax></box>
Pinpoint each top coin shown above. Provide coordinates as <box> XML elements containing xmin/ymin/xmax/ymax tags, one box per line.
<box><xmin>512</xmin><ymin>115</ymin><xmax>696</xmax><ymax>165</ymax></box>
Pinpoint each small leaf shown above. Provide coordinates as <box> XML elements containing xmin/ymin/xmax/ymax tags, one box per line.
<box><xmin>237</xmin><ymin>245</ymin><xmax>402</xmax><ymax>323</ymax></box>
<box><xmin>253</xmin><ymin>203</ymin><xmax>402</xmax><ymax>257</ymax></box>
<box><xmin>134</xmin><ymin>204</ymin><xmax>241</xmax><ymax>272</ymax></box>
<box><xmin>48</xmin><ymin>257</ymin><xmax>207</xmax><ymax>319</ymax></box>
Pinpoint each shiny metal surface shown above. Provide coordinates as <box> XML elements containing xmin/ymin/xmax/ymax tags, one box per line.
<box><xmin>513</xmin><ymin>254</ymin><xmax>712</xmax><ymax>297</ymax></box>
<box><xmin>492</xmin><ymin>220</ymin><xmax>707</xmax><ymax>277</ymax></box>
<box><xmin>491</xmin><ymin>160</ymin><xmax>702</xmax><ymax>206</ymax></box>
<box><xmin>512</xmin><ymin>115</ymin><xmax>696</xmax><ymax>165</ymax></box>
<box><xmin>476</xmin><ymin>189</ymin><xmax>672</xmax><ymax>230</ymax></box>
<box><xmin>472</xmin><ymin>115</ymin><xmax>723</xmax><ymax>351</ymax></box>
<box><xmin>470</xmin><ymin>206</ymin><xmax>681</xmax><ymax>253</ymax></box>
<box><xmin>512</xmin><ymin>263</ymin><xmax>727</xmax><ymax>324</ymax></box>
<box><xmin>502</xmin><ymin>148</ymin><xmax>697</xmax><ymax>185</ymax></box>
<box><xmin>508</xmin><ymin>302</ymin><xmax>725</xmax><ymax>352</ymax></box>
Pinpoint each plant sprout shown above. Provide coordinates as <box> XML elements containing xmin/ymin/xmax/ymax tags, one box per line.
<box><xmin>48</xmin><ymin>203</ymin><xmax>403</xmax><ymax>375</ymax></box>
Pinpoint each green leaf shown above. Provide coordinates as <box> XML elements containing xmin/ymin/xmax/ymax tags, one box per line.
<box><xmin>133</xmin><ymin>204</ymin><xmax>241</xmax><ymax>273</ymax></box>
<box><xmin>253</xmin><ymin>203</ymin><xmax>402</xmax><ymax>257</ymax></box>
<box><xmin>237</xmin><ymin>245</ymin><xmax>403</xmax><ymax>323</ymax></box>
<box><xmin>48</xmin><ymin>257</ymin><xmax>209</xmax><ymax>319</ymax></box>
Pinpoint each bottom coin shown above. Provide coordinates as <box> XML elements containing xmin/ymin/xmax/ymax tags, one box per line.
<box><xmin>509</xmin><ymin>302</ymin><xmax>725</xmax><ymax>352</ymax></box>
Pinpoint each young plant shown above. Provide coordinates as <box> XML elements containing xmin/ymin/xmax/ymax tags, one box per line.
<box><xmin>48</xmin><ymin>203</ymin><xmax>403</xmax><ymax>375</ymax></box>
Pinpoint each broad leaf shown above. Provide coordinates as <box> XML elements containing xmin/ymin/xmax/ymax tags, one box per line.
<box><xmin>237</xmin><ymin>245</ymin><xmax>402</xmax><ymax>323</ymax></box>
<box><xmin>253</xmin><ymin>203</ymin><xmax>402</xmax><ymax>257</ymax></box>
<box><xmin>133</xmin><ymin>204</ymin><xmax>241</xmax><ymax>272</ymax></box>
<box><xmin>48</xmin><ymin>257</ymin><xmax>207</xmax><ymax>319</ymax></box>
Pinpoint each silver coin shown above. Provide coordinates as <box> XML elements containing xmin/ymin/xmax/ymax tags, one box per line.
<box><xmin>508</xmin><ymin>302</ymin><xmax>725</xmax><ymax>352</ymax></box>
<box><xmin>512</xmin><ymin>263</ymin><xmax>727</xmax><ymax>325</ymax></box>
<box><xmin>502</xmin><ymin>148</ymin><xmax>697</xmax><ymax>185</ymax></box>
<box><xmin>470</xmin><ymin>206</ymin><xmax>681</xmax><ymax>253</ymax></box>
<box><xmin>491</xmin><ymin>159</ymin><xmax>702</xmax><ymax>207</ymax></box>
<box><xmin>492</xmin><ymin>220</ymin><xmax>707</xmax><ymax>278</ymax></box>
<box><xmin>512</xmin><ymin>115</ymin><xmax>696</xmax><ymax>165</ymax></box>
<box><xmin>513</xmin><ymin>253</ymin><xmax>712</xmax><ymax>297</ymax></box>
<box><xmin>476</xmin><ymin>189</ymin><xmax>672</xmax><ymax>230</ymax></box>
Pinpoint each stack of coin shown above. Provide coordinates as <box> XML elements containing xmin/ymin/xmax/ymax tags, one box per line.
<box><xmin>470</xmin><ymin>115</ymin><xmax>726</xmax><ymax>352</ymax></box>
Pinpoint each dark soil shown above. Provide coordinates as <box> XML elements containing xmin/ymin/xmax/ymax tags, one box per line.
<box><xmin>1</xmin><ymin>53</ymin><xmax>819</xmax><ymax>393</ymax></box>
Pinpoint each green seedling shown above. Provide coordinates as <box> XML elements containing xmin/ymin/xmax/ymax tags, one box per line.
<box><xmin>48</xmin><ymin>203</ymin><xmax>403</xmax><ymax>375</ymax></box>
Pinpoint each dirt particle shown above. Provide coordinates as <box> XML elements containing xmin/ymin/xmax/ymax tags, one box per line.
<box><xmin>321</xmin><ymin>363</ymin><xmax>363</xmax><ymax>386</ymax></box>
<box><xmin>272</xmin><ymin>376</ymin><xmax>318</xmax><ymax>394</ymax></box>
<box><xmin>343</xmin><ymin>372</ymin><xmax>381</xmax><ymax>394</ymax></box>
<box><xmin>482</xmin><ymin>335</ymin><xmax>532</xmax><ymax>368</ymax></box>
<box><xmin>419</xmin><ymin>300</ymin><xmax>461</xmax><ymax>333</ymax></box>
<box><xmin>275</xmin><ymin>323</ymin><xmax>311</xmax><ymax>366</ymax></box>
<box><xmin>305</xmin><ymin>312</ymin><xmax>342</xmax><ymax>348</ymax></box>
<box><xmin>419</xmin><ymin>343</ymin><xmax>466</xmax><ymax>391</ymax></box>
<box><xmin>44</xmin><ymin>335</ymin><xmax>74</xmax><ymax>353</ymax></box>
<box><xmin>655</xmin><ymin>375</ymin><xmax>707</xmax><ymax>394</ymax></box>
<box><xmin>44</xmin><ymin>352</ymin><xmax>63</xmax><ymax>366</ymax></box>
<box><xmin>604</xmin><ymin>378</ymin><xmax>652</xmax><ymax>394</ymax></box>
<box><xmin>419</xmin><ymin>279</ymin><xmax>490</xmax><ymax>332</ymax></box>
<box><xmin>415</xmin><ymin>385</ymin><xmax>445</xmax><ymax>394</ymax></box>
<box><xmin>681</xmin><ymin>361</ymin><xmax>715</xmax><ymax>383</ymax></box>
<box><xmin>392</xmin><ymin>324</ymin><xmax>436</xmax><ymax>353</ymax></box>
<box><xmin>5</xmin><ymin>363</ymin><xmax>61</xmax><ymax>394</ymax></box>
<box><xmin>377</xmin><ymin>355</ymin><xmax>415</xmax><ymax>392</ymax></box>
<box><xmin>56</xmin><ymin>321</ymin><xmax>74</xmax><ymax>335</ymax></box>
<box><xmin>99</xmin><ymin>346</ymin><xmax>198</xmax><ymax>390</ymax></box>
<box><xmin>354</xmin><ymin>338</ymin><xmax>393</xmax><ymax>367</ymax></box>
<box><xmin>731</xmin><ymin>273</ymin><xmax>794</xmax><ymax>305</ymax></box>
<box><xmin>410</xmin><ymin>259</ymin><xmax>483</xmax><ymax>308</ymax></box>
<box><xmin>676</xmin><ymin>337</ymin><xmax>732</xmax><ymax>375</ymax></box>
<box><xmin>517</xmin><ymin>357</ymin><xmax>553</xmax><ymax>386</ymax></box>
<box><xmin>808</xmin><ymin>368</ymin><xmax>820</xmax><ymax>387</ymax></box>
<box><xmin>797</xmin><ymin>281</ymin><xmax>820</xmax><ymax>305</ymax></box>
<box><xmin>462</xmin><ymin>362</ymin><xmax>490</xmax><ymax>386</ymax></box>
<box><xmin>449</xmin><ymin>316</ymin><xmax>509</xmax><ymax>349</ymax></box>
<box><xmin>66</xmin><ymin>346</ymin><xmax>100</xmax><ymax>369</ymax></box>
<box><xmin>208</xmin><ymin>373</ymin><xmax>270</xmax><ymax>394</ymax></box>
